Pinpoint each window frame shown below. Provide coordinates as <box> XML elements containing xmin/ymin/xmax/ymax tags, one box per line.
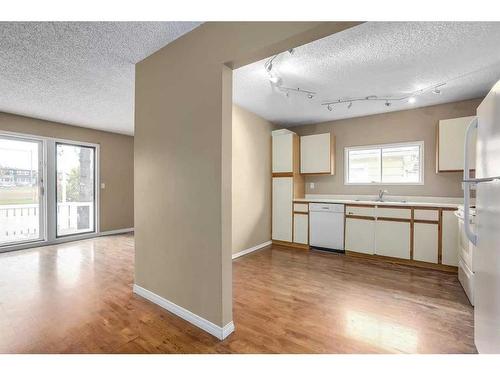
<box><xmin>0</xmin><ymin>130</ymin><xmax>100</xmax><ymax>253</ymax></box>
<box><xmin>55</xmin><ymin>142</ymin><xmax>97</xmax><ymax>239</ymax></box>
<box><xmin>344</xmin><ymin>141</ymin><xmax>424</xmax><ymax>186</ymax></box>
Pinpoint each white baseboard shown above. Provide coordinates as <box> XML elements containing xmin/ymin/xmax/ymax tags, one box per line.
<box><xmin>133</xmin><ymin>284</ymin><xmax>234</xmax><ymax>340</ymax></box>
<box><xmin>232</xmin><ymin>240</ymin><xmax>272</xmax><ymax>259</ymax></box>
<box><xmin>100</xmin><ymin>227</ymin><xmax>134</xmax><ymax>236</ymax></box>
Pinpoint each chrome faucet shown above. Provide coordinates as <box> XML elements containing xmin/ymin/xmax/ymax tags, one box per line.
<box><xmin>377</xmin><ymin>189</ymin><xmax>388</xmax><ymax>202</ymax></box>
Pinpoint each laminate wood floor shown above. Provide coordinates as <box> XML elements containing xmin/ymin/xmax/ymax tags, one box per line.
<box><xmin>0</xmin><ymin>235</ymin><xmax>476</xmax><ymax>353</ymax></box>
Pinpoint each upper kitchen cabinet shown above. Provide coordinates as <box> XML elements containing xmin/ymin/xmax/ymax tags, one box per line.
<box><xmin>272</xmin><ymin>129</ymin><xmax>295</xmax><ymax>173</ymax></box>
<box><xmin>437</xmin><ymin>116</ymin><xmax>476</xmax><ymax>172</ymax></box>
<box><xmin>300</xmin><ymin>133</ymin><xmax>335</xmax><ymax>175</ymax></box>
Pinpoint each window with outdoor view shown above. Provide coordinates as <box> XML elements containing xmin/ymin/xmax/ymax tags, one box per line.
<box><xmin>345</xmin><ymin>142</ymin><xmax>423</xmax><ymax>185</ymax></box>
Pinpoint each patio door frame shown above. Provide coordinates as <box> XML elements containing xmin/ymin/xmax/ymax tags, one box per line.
<box><xmin>0</xmin><ymin>130</ymin><xmax>100</xmax><ymax>253</ymax></box>
<box><xmin>0</xmin><ymin>133</ymin><xmax>46</xmax><ymax>248</ymax></box>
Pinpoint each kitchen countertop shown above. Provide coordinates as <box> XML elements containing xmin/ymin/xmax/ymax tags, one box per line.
<box><xmin>293</xmin><ymin>197</ymin><xmax>461</xmax><ymax>209</ymax></box>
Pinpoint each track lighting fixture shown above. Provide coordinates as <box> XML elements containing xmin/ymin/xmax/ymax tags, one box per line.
<box><xmin>327</xmin><ymin>104</ymin><xmax>333</xmax><ymax>111</ymax></box>
<box><xmin>432</xmin><ymin>87</ymin><xmax>441</xmax><ymax>94</ymax></box>
<box><xmin>347</xmin><ymin>101</ymin><xmax>353</xmax><ymax>109</ymax></box>
<box><xmin>264</xmin><ymin>50</ymin><xmax>315</xmax><ymax>101</ymax></box>
<box><xmin>385</xmin><ymin>100</ymin><xmax>391</xmax><ymax>107</ymax></box>
<box><xmin>269</xmin><ymin>76</ymin><xmax>281</xmax><ymax>85</ymax></box>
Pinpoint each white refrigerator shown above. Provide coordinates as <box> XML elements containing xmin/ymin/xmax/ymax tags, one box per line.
<box><xmin>463</xmin><ymin>80</ymin><xmax>500</xmax><ymax>353</ymax></box>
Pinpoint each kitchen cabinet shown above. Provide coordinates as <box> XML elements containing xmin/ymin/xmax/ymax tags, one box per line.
<box><xmin>345</xmin><ymin>217</ymin><xmax>375</xmax><ymax>255</ymax></box>
<box><xmin>437</xmin><ymin>116</ymin><xmax>476</xmax><ymax>172</ymax></box>
<box><xmin>293</xmin><ymin>214</ymin><xmax>308</xmax><ymax>245</ymax></box>
<box><xmin>272</xmin><ymin>129</ymin><xmax>305</xmax><ymax>246</ymax></box>
<box><xmin>413</xmin><ymin>222</ymin><xmax>439</xmax><ymax>263</ymax></box>
<box><xmin>300</xmin><ymin>133</ymin><xmax>335</xmax><ymax>175</ymax></box>
<box><xmin>375</xmin><ymin>220</ymin><xmax>411</xmax><ymax>259</ymax></box>
<box><xmin>272</xmin><ymin>177</ymin><xmax>293</xmax><ymax>242</ymax></box>
<box><xmin>272</xmin><ymin>130</ymin><xmax>294</xmax><ymax>173</ymax></box>
<box><xmin>441</xmin><ymin>210</ymin><xmax>459</xmax><ymax>266</ymax></box>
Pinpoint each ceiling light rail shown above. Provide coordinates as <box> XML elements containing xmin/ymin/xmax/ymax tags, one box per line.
<box><xmin>278</xmin><ymin>87</ymin><xmax>316</xmax><ymax>98</ymax></box>
<box><xmin>321</xmin><ymin>82</ymin><xmax>446</xmax><ymax>111</ymax></box>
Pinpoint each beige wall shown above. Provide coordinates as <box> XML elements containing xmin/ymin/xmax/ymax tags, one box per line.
<box><xmin>289</xmin><ymin>98</ymin><xmax>482</xmax><ymax>198</ymax></box>
<box><xmin>135</xmin><ymin>22</ymin><xmax>361</xmax><ymax>328</ymax></box>
<box><xmin>0</xmin><ymin>111</ymin><xmax>134</xmax><ymax>232</ymax></box>
<box><xmin>232</xmin><ymin>105</ymin><xmax>274</xmax><ymax>255</ymax></box>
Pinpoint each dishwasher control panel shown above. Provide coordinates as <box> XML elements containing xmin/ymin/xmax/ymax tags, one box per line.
<box><xmin>309</xmin><ymin>203</ymin><xmax>344</xmax><ymax>213</ymax></box>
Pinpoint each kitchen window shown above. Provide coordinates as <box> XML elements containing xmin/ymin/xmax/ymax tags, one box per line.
<box><xmin>344</xmin><ymin>141</ymin><xmax>424</xmax><ymax>185</ymax></box>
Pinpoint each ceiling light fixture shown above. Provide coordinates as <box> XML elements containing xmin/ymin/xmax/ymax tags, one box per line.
<box><xmin>269</xmin><ymin>76</ymin><xmax>281</xmax><ymax>85</ymax></box>
<box><xmin>264</xmin><ymin>50</ymin><xmax>316</xmax><ymax>101</ymax></box>
<box><xmin>321</xmin><ymin>80</ymin><xmax>450</xmax><ymax>112</ymax></box>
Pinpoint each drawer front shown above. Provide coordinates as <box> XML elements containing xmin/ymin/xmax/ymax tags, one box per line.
<box><xmin>376</xmin><ymin>207</ymin><xmax>411</xmax><ymax>219</ymax></box>
<box><xmin>293</xmin><ymin>203</ymin><xmax>309</xmax><ymax>213</ymax></box>
<box><xmin>345</xmin><ymin>205</ymin><xmax>375</xmax><ymax>217</ymax></box>
<box><xmin>414</xmin><ymin>209</ymin><xmax>439</xmax><ymax>221</ymax></box>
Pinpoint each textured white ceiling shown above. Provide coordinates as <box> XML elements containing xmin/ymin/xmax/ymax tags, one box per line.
<box><xmin>233</xmin><ymin>22</ymin><xmax>500</xmax><ymax>126</ymax></box>
<box><xmin>0</xmin><ymin>22</ymin><xmax>201</xmax><ymax>135</ymax></box>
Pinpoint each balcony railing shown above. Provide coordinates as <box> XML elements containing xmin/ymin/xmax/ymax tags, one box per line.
<box><xmin>0</xmin><ymin>202</ymin><xmax>94</xmax><ymax>244</ymax></box>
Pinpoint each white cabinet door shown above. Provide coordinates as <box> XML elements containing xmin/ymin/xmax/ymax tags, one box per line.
<box><xmin>272</xmin><ymin>177</ymin><xmax>293</xmax><ymax>242</ymax></box>
<box><xmin>345</xmin><ymin>218</ymin><xmax>375</xmax><ymax>255</ymax></box>
<box><xmin>272</xmin><ymin>133</ymin><xmax>294</xmax><ymax>173</ymax></box>
<box><xmin>375</xmin><ymin>220</ymin><xmax>411</xmax><ymax>259</ymax></box>
<box><xmin>442</xmin><ymin>210</ymin><xmax>459</xmax><ymax>266</ymax></box>
<box><xmin>300</xmin><ymin>133</ymin><xmax>332</xmax><ymax>174</ymax></box>
<box><xmin>413</xmin><ymin>223</ymin><xmax>439</xmax><ymax>263</ymax></box>
<box><xmin>438</xmin><ymin>116</ymin><xmax>476</xmax><ymax>172</ymax></box>
<box><xmin>293</xmin><ymin>214</ymin><xmax>308</xmax><ymax>245</ymax></box>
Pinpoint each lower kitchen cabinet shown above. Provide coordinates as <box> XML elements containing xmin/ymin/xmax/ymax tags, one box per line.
<box><xmin>345</xmin><ymin>218</ymin><xmax>375</xmax><ymax>255</ymax></box>
<box><xmin>413</xmin><ymin>223</ymin><xmax>439</xmax><ymax>263</ymax></box>
<box><xmin>375</xmin><ymin>220</ymin><xmax>411</xmax><ymax>259</ymax></box>
<box><xmin>293</xmin><ymin>214</ymin><xmax>308</xmax><ymax>244</ymax></box>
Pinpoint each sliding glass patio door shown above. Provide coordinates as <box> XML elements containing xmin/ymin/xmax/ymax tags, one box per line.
<box><xmin>1</xmin><ymin>132</ymin><xmax>99</xmax><ymax>251</ymax></box>
<box><xmin>56</xmin><ymin>143</ymin><xmax>96</xmax><ymax>237</ymax></box>
<box><xmin>0</xmin><ymin>135</ymin><xmax>44</xmax><ymax>246</ymax></box>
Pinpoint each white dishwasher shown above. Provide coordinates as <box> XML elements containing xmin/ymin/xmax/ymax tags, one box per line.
<box><xmin>309</xmin><ymin>203</ymin><xmax>345</xmax><ymax>252</ymax></box>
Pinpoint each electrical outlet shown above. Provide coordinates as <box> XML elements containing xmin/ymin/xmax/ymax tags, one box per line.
<box><xmin>309</xmin><ymin>182</ymin><xmax>315</xmax><ymax>190</ymax></box>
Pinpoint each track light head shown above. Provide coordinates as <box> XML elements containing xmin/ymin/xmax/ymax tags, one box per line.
<box><xmin>327</xmin><ymin>104</ymin><xmax>333</xmax><ymax>111</ymax></box>
<box><xmin>288</xmin><ymin>48</ymin><xmax>295</xmax><ymax>55</ymax></box>
<box><xmin>347</xmin><ymin>101</ymin><xmax>353</xmax><ymax>109</ymax></box>
<box><xmin>266</xmin><ymin>62</ymin><xmax>273</xmax><ymax>72</ymax></box>
<box><xmin>385</xmin><ymin>100</ymin><xmax>391</xmax><ymax>107</ymax></box>
<box><xmin>307</xmin><ymin>94</ymin><xmax>314</xmax><ymax>99</ymax></box>
<box><xmin>432</xmin><ymin>87</ymin><xmax>441</xmax><ymax>95</ymax></box>
<box><xmin>269</xmin><ymin>76</ymin><xmax>281</xmax><ymax>85</ymax></box>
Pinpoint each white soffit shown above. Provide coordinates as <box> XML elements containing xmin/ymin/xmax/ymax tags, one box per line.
<box><xmin>0</xmin><ymin>22</ymin><xmax>201</xmax><ymax>135</ymax></box>
<box><xmin>233</xmin><ymin>22</ymin><xmax>500</xmax><ymax>126</ymax></box>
